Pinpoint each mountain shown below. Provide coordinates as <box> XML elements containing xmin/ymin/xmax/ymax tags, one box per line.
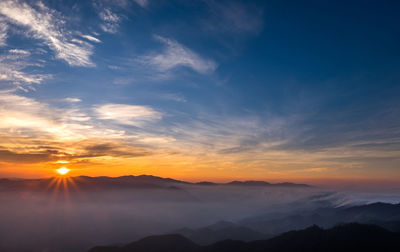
<box><xmin>225</xmin><ymin>180</ymin><xmax>310</xmax><ymax>187</ymax></box>
<box><xmin>0</xmin><ymin>175</ymin><xmax>311</xmax><ymax>192</ymax></box>
<box><xmin>88</xmin><ymin>223</ymin><xmax>400</xmax><ymax>252</ymax></box>
<box><xmin>195</xmin><ymin>181</ymin><xmax>218</xmax><ymax>186</ymax></box>
<box><xmin>339</xmin><ymin>202</ymin><xmax>400</xmax><ymax>221</ymax></box>
<box><xmin>239</xmin><ymin>202</ymin><xmax>400</xmax><ymax>235</ymax></box>
<box><xmin>175</xmin><ymin>221</ymin><xmax>265</xmax><ymax>245</ymax></box>
<box><xmin>0</xmin><ymin>175</ymin><xmax>187</xmax><ymax>192</ymax></box>
<box><xmin>226</xmin><ymin>181</ymin><xmax>272</xmax><ymax>186</ymax></box>
<box><xmin>89</xmin><ymin>234</ymin><xmax>199</xmax><ymax>252</ymax></box>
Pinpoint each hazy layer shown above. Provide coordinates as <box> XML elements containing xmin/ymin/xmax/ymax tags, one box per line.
<box><xmin>1</xmin><ymin>181</ymin><xmax>400</xmax><ymax>252</ymax></box>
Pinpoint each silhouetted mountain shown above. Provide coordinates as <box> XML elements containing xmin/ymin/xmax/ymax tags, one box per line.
<box><xmin>240</xmin><ymin>202</ymin><xmax>400</xmax><ymax>235</ymax></box>
<box><xmin>89</xmin><ymin>234</ymin><xmax>199</xmax><ymax>252</ymax></box>
<box><xmin>89</xmin><ymin>223</ymin><xmax>400</xmax><ymax>252</ymax></box>
<box><xmin>252</xmin><ymin>223</ymin><xmax>400</xmax><ymax>252</ymax></box>
<box><xmin>339</xmin><ymin>202</ymin><xmax>400</xmax><ymax>221</ymax></box>
<box><xmin>195</xmin><ymin>181</ymin><xmax>218</xmax><ymax>186</ymax></box>
<box><xmin>73</xmin><ymin>175</ymin><xmax>189</xmax><ymax>190</ymax></box>
<box><xmin>0</xmin><ymin>175</ymin><xmax>311</xmax><ymax>192</ymax></box>
<box><xmin>368</xmin><ymin>220</ymin><xmax>400</xmax><ymax>233</ymax></box>
<box><xmin>225</xmin><ymin>180</ymin><xmax>310</xmax><ymax>187</ymax></box>
<box><xmin>0</xmin><ymin>175</ymin><xmax>187</xmax><ymax>192</ymax></box>
<box><xmin>175</xmin><ymin>221</ymin><xmax>265</xmax><ymax>245</ymax></box>
<box><xmin>226</xmin><ymin>181</ymin><xmax>271</xmax><ymax>186</ymax></box>
<box><xmin>274</xmin><ymin>182</ymin><xmax>311</xmax><ymax>187</ymax></box>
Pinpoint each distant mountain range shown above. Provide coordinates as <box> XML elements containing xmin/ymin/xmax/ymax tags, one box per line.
<box><xmin>88</xmin><ymin>223</ymin><xmax>400</xmax><ymax>252</ymax></box>
<box><xmin>166</xmin><ymin>202</ymin><xmax>400</xmax><ymax>245</ymax></box>
<box><xmin>0</xmin><ymin>175</ymin><xmax>311</xmax><ymax>191</ymax></box>
<box><xmin>87</xmin><ymin>201</ymin><xmax>400</xmax><ymax>250</ymax></box>
<box><xmin>239</xmin><ymin>202</ymin><xmax>400</xmax><ymax>236</ymax></box>
<box><xmin>226</xmin><ymin>180</ymin><xmax>310</xmax><ymax>187</ymax></box>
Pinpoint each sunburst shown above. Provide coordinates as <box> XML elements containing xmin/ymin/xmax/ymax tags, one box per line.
<box><xmin>56</xmin><ymin>167</ymin><xmax>70</xmax><ymax>175</ymax></box>
<box><xmin>45</xmin><ymin>168</ymin><xmax>81</xmax><ymax>203</ymax></box>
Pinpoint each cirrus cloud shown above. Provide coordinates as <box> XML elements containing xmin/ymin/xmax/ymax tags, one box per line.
<box><xmin>0</xmin><ymin>0</ymin><xmax>95</xmax><ymax>67</ymax></box>
<box><xmin>139</xmin><ymin>35</ymin><xmax>218</xmax><ymax>75</ymax></box>
<box><xmin>0</xmin><ymin>51</ymin><xmax>51</xmax><ymax>90</ymax></box>
<box><xmin>0</xmin><ymin>22</ymin><xmax>8</xmax><ymax>46</ymax></box>
<box><xmin>94</xmin><ymin>103</ymin><xmax>163</xmax><ymax>126</ymax></box>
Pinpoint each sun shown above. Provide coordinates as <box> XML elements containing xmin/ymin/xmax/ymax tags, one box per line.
<box><xmin>56</xmin><ymin>167</ymin><xmax>70</xmax><ymax>175</ymax></box>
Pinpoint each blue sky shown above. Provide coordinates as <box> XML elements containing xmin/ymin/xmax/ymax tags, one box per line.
<box><xmin>0</xmin><ymin>0</ymin><xmax>399</xmax><ymax>184</ymax></box>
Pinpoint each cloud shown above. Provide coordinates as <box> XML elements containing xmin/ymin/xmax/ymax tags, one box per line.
<box><xmin>0</xmin><ymin>92</ymin><xmax>398</xmax><ymax>178</ymax></box>
<box><xmin>0</xmin><ymin>0</ymin><xmax>95</xmax><ymax>67</ymax></box>
<box><xmin>204</xmin><ymin>0</ymin><xmax>263</xmax><ymax>35</ymax></box>
<box><xmin>165</xmin><ymin>113</ymin><xmax>286</xmax><ymax>155</ymax></box>
<box><xmin>0</xmin><ymin>93</ymin><xmax>163</xmax><ymax>143</ymax></box>
<box><xmin>0</xmin><ymin>22</ymin><xmax>7</xmax><ymax>46</ymax></box>
<box><xmin>0</xmin><ymin>140</ymin><xmax>151</xmax><ymax>164</ymax></box>
<box><xmin>133</xmin><ymin>0</ymin><xmax>149</xmax><ymax>8</ymax></box>
<box><xmin>0</xmin><ymin>93</ymin><xmax>157</xmax><ymax>164</ymax></box>
<box><xmin>140</xmin><ymin>35</ymin><xmax>217</xmax><ymax>74</ymax></box>
<box><xmin>8</xmin><ymin>49</ymin><xmax>30</xmax><ymax>55</ymax></box>
<box><xmin>0</xmin><ymin>92</ymin><xmax>95</xmax><ymax>140</ymax></box>
<box><xmin>63</xmin><ymin>97</ymin><xmax>82</xmax><ymax>103</ymax></box>
<box><xmin>94</xmin><ymin>104</ymin><xmax>162</xmax><ymax>126</ymax></box>
<box><xmin>0</xmin><ymin>51</ymin><xmax>50</xmax><ymax>90</ymax></box>
<box><xmin>98</xmin><ymin>8</ymin><xmax>120</xmax><ymax>34</ymax></box>
<box><xmin>138</xmin><ymin>136</ymin><xmax>175</xmax><ymax>144</ymax></box>
<box><xmin>0</xmin><ymin>149</ymin><xmax>56</xmax><ymax>163</ymax></box>
<box><xmin>80</xmin><ymin>34</ymin><xmax>101</xmax><ymax>43</ymax></box>
<box><xmin>158</xmin><ymin>93</ymin><xmax>187</xmax><ymax>103</ymax></box>
<box><xmin>81</xmin><ymin>142</ymin><xmax>151</xmax><ymax>158</ymax></box>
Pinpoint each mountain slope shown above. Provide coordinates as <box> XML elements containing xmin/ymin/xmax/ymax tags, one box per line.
<box><xmin>240</xmin><ymin>202</ymin><xmax>400</xmax><ymax>235</ymax></box>
<box><xmin>88</xmin><ymin>223</ymin><xmax>400</xmax><ymax>252</ymax></box>
<box><xmin>175</xmin><ymin>221</ymin><xmax>266</xmax><ymax>245</ymax></box>
<box><xmin>89</xmin><ymin>234</ymin><xmax>199</xmax><ymax>252</ymax></box>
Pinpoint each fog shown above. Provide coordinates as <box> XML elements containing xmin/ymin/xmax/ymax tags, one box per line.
<box><xmin>1</xmin><ymin>182</ymin><xmax>400</xmax><ymax>252</ymax></box>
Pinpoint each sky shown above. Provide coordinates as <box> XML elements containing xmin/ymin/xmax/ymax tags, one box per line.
<box><xmin>0</xmin><ymin>0</ymin><xmax>399</xmax><ymax>185</ymax></box>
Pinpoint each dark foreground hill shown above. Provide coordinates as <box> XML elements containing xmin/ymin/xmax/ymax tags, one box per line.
<box><xmin>174</xmin><ymin>221</ymin><xmax>266</xmax><ymax>245</ymax></box>
<box><xmin>89</xmin><ymin>223</ymin><xmax>400</xmax><ymax>252</ymax></box>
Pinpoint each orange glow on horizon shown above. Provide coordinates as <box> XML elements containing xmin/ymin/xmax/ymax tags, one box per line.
<box><xmin>0</xmin><ymin>152</ymin><xmax>398</xmax><ymax>189</ymax></box>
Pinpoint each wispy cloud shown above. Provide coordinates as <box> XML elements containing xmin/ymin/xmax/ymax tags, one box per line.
<box><xmin>0</xmin><ymin>22</ymin><xmax>7</xmax><ymax>46</ymax></box>
<box><xmin>94</xmin><ymin>103</ymin><xmax>162</xmax><ymax>126</ymax></box>
<box><xmin>8</xmin><ymin>49</ymin><xmax>30</xmax><ymax>55</ymax></box>
<box><xmin>80</xmin><ymin>142</ymin><xmax>151</xmax><ymax>158</ymax></box>
<box><xmin>98</xmin><ymin>8</ymin><xmax>120</xmax><ymax>34</ymax></box>
<box><xmin>63</xmin><ymin>97</ymin><xmax>82</xmax><ymax>103</ymax></box>
<box><xmin>0</xmin><ymin>92</ymin><xmax>398</xmax><ymax>178</ymax></box>
<box><xmin>203</xmin><ymin>0</ymin><xmax>263</xmax><ymax>35</ymax></box>
<box><xmin>133</xmin><ymin>0</ymin><xmax>149</xmax><ymax>8</ymax></box>
<box><xmin>0</xmin><ymin>93</ymin><xmax>156</xmax><ymax>165</ymax></box>
<box><xmin>0</xmin><ymin>50</ymin><xmax>50</xmax><ymax>90</ymax></box>
<box><xmin>0</xmin><ymin>92</ymin><xmax>90</xmax><ymax>140</ymax></box>
<box><xmin>139</xmin><ymin>35</ymin><xmax>217</xmax><ymax>75</ymax></box>
<box><xmin>0</xmin><ymin>0</ymin><xmax>95</xmax><ymax>67</ymax></box>
<box><xmin>0</xmin><ymin>149</ymin><xmax>56</xmax><ymax>164</ymax></box>
<box><xmin>80</xmin><ymin>34</ymin><xmax>101</xmax><ymax>43</ymax></box>
<box><xmin>158</xmin><ymin>93</ymin><xmax>187</xmax><ymax>103</ymax></box>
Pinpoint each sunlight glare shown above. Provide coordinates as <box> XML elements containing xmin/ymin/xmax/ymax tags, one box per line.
<box><xmin>56</xmin><ymin>167</ymin><xmax>70</xmax><ymax>175</ymax></box>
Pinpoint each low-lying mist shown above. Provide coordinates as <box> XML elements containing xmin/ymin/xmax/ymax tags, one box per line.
<box><xmin>1</xmin><ymin>177</ymin><xmax>400</xmax><ymax>252</ymax></box>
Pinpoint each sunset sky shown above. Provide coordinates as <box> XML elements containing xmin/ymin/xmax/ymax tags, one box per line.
<box><xmin>0</xmin><ymin>0</ymin><xmax>399</xmax><ymax>185</ymax></box>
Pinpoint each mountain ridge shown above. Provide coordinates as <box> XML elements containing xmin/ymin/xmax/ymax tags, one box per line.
<box><xmin>88</xmin><ymin>223</ymin><xmax>400</xmax><ymax>252</ymax></box>
<box><xmin>0</xmin><ymin>174</ymin><xmax>312</xmax><ymax>191</ymax></box>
